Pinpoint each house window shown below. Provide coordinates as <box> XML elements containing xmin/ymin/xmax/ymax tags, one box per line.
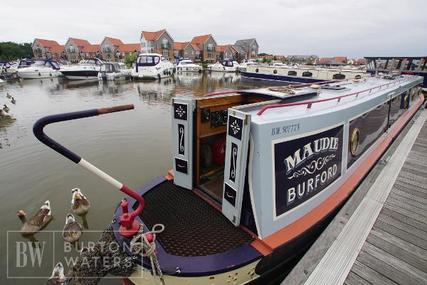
<box><xmin>207</xmin><ymin>43</ymin><xmax>214</xmax><ymax>52</ymax></box>
<box><xmin>288</xmin><ymin>71</ymin><xmax>297</xmax><ymax>76</ymax></box>
<box><xmin>162</xmin><ymin>38</ymin><xmax>169</xmax><ymax>49</ymax></box>
<box><xmin>302</xmin><ymin>71</ymin><xmax>312</xmax><ymax>77</ymax></box>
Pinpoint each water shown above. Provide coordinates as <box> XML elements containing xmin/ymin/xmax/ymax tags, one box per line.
<box><xmin>0</xmin><ymin>73</ymin><xmax>270</xmax><ymax>284</ymax></box>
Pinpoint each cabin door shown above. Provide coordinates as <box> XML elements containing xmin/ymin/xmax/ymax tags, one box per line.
<box><xmin>222</xmin><ymin>109</ymin><xmax>250</xmax><ymax>226</ymax></box>
<box><xmin>172</xmin><ymin>98</ymin><xmax>196</xmax><ymax>190</ymax></box>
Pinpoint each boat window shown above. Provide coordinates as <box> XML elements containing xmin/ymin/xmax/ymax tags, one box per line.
<box><xmin>138</xmin><ymin>55</ymin><xmax>160</xmax><ymax>66</ymax></box>
<box><xmin>100</xmin><ymin>64</ymin><xmax>114</xmax><ymax>72</ymax></box>
<box><xmin>333</xmin><ymin>73</ymin><xmax>345</xmax><ymax>79</ymax></box>
<box><xmin>222</xmin><ymin>61</ymin><xmax>233</xmax><ymax>67</ymax></box>
<box><xmin>50</xmin><ymin>61</ymin><xmax>60</xmax><ymax>70</ymax></box>
<box><xmin>288</xmin><ymin>71</ymin><xmax>297</xmax><ymax>76</ymax></box>
<box><xmin>273</xmin><ymin>69</ymin><xmax>278</xmax><ymax>74</ymax></box>
<box><xmin>355</xmin><ymin>74</ymin><xmax>362</xmax><ymax>79</ymax></box>
<box><xmin>302</xmin><ymin>71</ymin><xmax>312</xmax><ymax>77</ymax></box>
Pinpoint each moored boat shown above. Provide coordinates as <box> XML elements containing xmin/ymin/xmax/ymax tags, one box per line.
<box><xmin>208</xmin><ymin>59</ymin><xmax>240</xmax><ymax>72</ymax></box>
<box><xmin>34</xmin><ymin>74</ymin><xmax>424</xmax><ymax>284</ymax></box>
<box><xmin>242</xmin><ymin>65</ymin><xmax>367</xmax><ymax>83</ymax></box>
<box><xmin>98</xmin><ymin>62</ymin><xmax>129</xmax><ymax>81</ymax></box>
<box><xmin>60</xmin><ymin>58</ymin><xmax>103</xmax><ymax>80</ymax></box>
<box><xmin>131</xmin><ymin>53</ymin><xmax>175</xmax><ymax>80</ymax></box>
<box><xmin>176</xmin><ymin>59</ymin><xmax>202</xmax><ymax>72</ymax></box>
<box><xmin>17</xmin><ymin>59</ymin><xmax>61</xmax><ymax>79</ymax></box>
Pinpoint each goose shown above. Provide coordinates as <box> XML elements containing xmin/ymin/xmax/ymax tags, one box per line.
<box><xmin>62</xmin><ymin>213</ymin><xmax>83</xmax><ymax>243</ymax></box>
<box><xmin>71</xmin><ymin>188</ymin><xmax>90</xmax><ymax>216</ymax></box>
<box><xmin>46</xmin><ymin>262</ymin><xmax>67</xmax><ymax>285</ymax></box>
<box><xmin>17</xmin><ymin>200</ymin><xmax>53</xmax><ymax>235</ymax></box>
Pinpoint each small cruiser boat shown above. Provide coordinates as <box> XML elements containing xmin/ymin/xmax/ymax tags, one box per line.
<box><xmin>242</xmin><ymin>65</ymin><xmax>367</xmax><ymax>83</ymax></box>
<box><xmin>208</xmin><ymin>59</ymin><xmax>240</xmax><ymax>72</ymax></box>
<box><xmin>17</xmin><ymin>59</ymin><xmax>61</xmax><ymax>79</ymax></box>
<box><xmin>132</xmin><ymin>53</ymin><xmax>174</xmax><ymax>80</ymax></box>
<box><xmin>238</xmin><ymin>60</ymin><xmax>258</xmax><ymax>72</ymax></box>
<box><xmin>60</xmin><ymin>59</ymin><xmax>103</xmax><ymax>80</ymax></box>
<box><xmin>176</xmin><ymin>59</ymin><xmax>202</xmax><ymax>72</ymax></box>
<box><xmin>34</xmin><ymin>74</ymin><xmax>424</xmax><ymax>284</ymax></box>
<box><xmin>98</xmin><ymin>62</ymin><xmax>128</xmax><ymax>81</ymax></box>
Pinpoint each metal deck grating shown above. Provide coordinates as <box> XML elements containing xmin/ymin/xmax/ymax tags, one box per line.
<box><xmin>138</xmin><ymin>181</ymin><xmax>253</xmax><ymax>257</ymax></box>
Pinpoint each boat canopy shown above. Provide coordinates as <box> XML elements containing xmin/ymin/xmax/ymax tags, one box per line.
<box><xmin>137</xmin><ymin>54</ymin><xmax>160</xmax><ymax>66</ymax></box>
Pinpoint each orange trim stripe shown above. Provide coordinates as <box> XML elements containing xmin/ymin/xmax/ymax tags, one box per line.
<box><xmin>256</xmin><ymin>96</ymin><xmax>423</xmax><ymax>251</ymax></box>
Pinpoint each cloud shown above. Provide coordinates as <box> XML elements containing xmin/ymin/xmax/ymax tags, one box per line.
<box><xmin>1</xmin><ymin>0</ymin><xmax>426</xmax><ymax>57</ymax></box>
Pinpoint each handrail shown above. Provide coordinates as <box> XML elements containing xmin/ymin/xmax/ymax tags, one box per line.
<box><xmin>33</xmin><ymin>104</ymin><xmax>144</xmax><ymax>237</ymax></box>
<box><xmin>257</xmin><ymin>77</ymin><xmax>408</xmax><ymax>116</ymax></box>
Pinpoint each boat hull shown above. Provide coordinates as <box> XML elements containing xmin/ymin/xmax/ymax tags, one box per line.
<box><xmin>17</xmin><ymin>69</ymin><xmax>60</xmax><ymax>79</ymax></box>
<box><xmin>241</xmin><ymin>71</ymin><xmax>325</xmax><ymax>83</ymax></box>
<box><xmin>61</xmin><ymin>70</ymin><xmax>99</xmax><ymax>80</ymax></box>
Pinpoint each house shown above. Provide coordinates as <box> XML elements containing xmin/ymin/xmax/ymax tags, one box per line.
<box><xmin>287</xmin><ymin>55</ymin><xmax>318</xmax><ymax>65</ymax></box>
<box><xmin>216</xmin><ymin>45</ymin><xmax>238</xmax><ymax>61</ymax></box>
<box><xmin>81</xmin><ymin>44</ymin><xmax>101</xmax><ymax>60</ymax></box>
<box><xmin>191</xmin><ymin>34</ymin><xmax>217</xmax><ymax>62</ymax></box>
<box><xmin>117</xmin><ymin>43</ymin><xmax>141</xmax><ymax>59</ymax></box>
<box><xmin>100</xmin><ymin>37</ymin><xmax>124</xmax><ymax>61</ymax></box>
<box><xmin>140</xmin><ymin>29</ymin><xmax>174</xmax><ymax>59</ymax></box>
<box><xmin>65</xmin><ymin>38</ymin><xmax>92</xmax><ymax>62</ymax></box>
<box><xmin>173</xmin><ymin>42</ymin><xmax>200</xmax><ymax>61</ymax></box>
<box><xmin>234</xmin><ymin>38</ymin><xmax>259</xmax><ymax>60</ymax></box>
<box><xmin>316</xmin><ymin>56</ymin><xmax>348</xmax><ymax>66</ymax></box>
<box><xmin>32</xmin><ymin>39</ymin><xmax>65</xmax><ymax>60</ymax></box>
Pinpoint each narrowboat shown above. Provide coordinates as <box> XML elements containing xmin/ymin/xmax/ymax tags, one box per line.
<box><xmin>34</xmin><ymin>74</ymin><xmax>424</xmax><ymax>284</ymax></box>
<box><xmin>365</xmin><ymin>56</ymin><xmax>427</xmax><ymax>90</ymax></box>
<box><xmin>242</xmin><ymin>65</ymin><xmax>367</xmax><ymax>84</ymax></box>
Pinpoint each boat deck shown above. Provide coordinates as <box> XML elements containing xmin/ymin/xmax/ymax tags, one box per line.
<box><xmin>247</xmin><ymin>75</ymin><xmax>418</xmax><ymax>122</ymax></box>
<box><xmin>283</xmin><ymin>109</ymin><xmax>427</xmax><ymax>285</ymax></box>
<box><xmin>139</xmin><ymin>180</ymin><xmax>253</xmax><ymax>257</ymax></box>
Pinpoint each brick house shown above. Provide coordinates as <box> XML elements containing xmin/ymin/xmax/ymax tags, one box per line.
<box><xmin>81</xmin><ymin>44</ymin><xmax>101</xmax><ymax>59</ymax></box>
<box><xmin>216</xmin><ymin>45</ymin><xmax>238</xmax><ymax>61</ymax></box>
<box><xmin>191</xmin><ymin>34</ymin><xmax>217</xmax><ymax>62</ymax></box>
<box><xmin>65</xmin><ymin>38</ymin><xmax>93</xmax><ymax>62</ymax></box>
<box><xmin>173</xmin><ymin>42</ymin><xmax>201</xmax><ymax>61</ymax></box>
<box><xmin>100</xmin><ymin>37</ymin><xmax>124</xmax><ymax>61</ymax></box>
<box><xmin>32</xmin><ymin>39</ymin><xmax>65</xmax><ymax>60</ymax></box>
<box><xmin>117</xmin><ymin>43</ymin><xmax>141</xmax><ymax>59</ymax></box>
<box><xmin>140</xmin><ymin>29</ymin><xmax>174</xmax><ymax>59</ymax></box>
<box><xmin>234</xmin><ymin>38</ymin><xmax>259</xmax><ymax>60</ymax></box>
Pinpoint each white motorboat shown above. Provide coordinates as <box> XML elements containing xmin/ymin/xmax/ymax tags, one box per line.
<box><xmin>208</xmin><ymin>59</ymin><xmax>240</xmax><ymax>72</ymax></box>
<box><xmin>176</xmin><ymin>59</ymin><xmax>202</xmax><ymax>72</ymax></box>
<box><xmin>238</xmin><ymin>60</ymin><xmax>258</xmax><ymax>72</ymax></box>
<box><xmin>16</xmin><ymin>60</ymin><xmax>61</xmax><ymax>79</ymax></box>
<box><xmin>0</xmin><ymin>78</ymin><xmax>5</xmax><ymax>85</ymax></box>
<box><xmin>60</xmin><ymin>59</ymin><xmax>103</xmax><ymax>80</ymax></box>
<box><xmin>132</xmin><ymin>53</ymin><xmax>175</xmax><ymax>80</ymax></box>
<box><xmin>98</xmin><ymin>62</ymin><xmax>129</xmax><ymax>81</ymax></box>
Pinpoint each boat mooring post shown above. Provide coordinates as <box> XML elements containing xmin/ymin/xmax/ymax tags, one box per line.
<box><xmin>33</xmin><ymin>104</ymin><xmax>144</xmax><ymax>237</ymax></box>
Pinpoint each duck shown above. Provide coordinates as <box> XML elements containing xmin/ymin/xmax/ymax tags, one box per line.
<box><xmin>46</xmin><ymin>262</ymin><xmax>67</xmax><ymax>285</ymax></box>
<box><xmin>17</xmin><ymin>200</ymin><xmax>53</xmax><ymax>235</ymax></box>
<box><xmin>3</xmin><ymin>104</ymin><xmax>9</xmax><ymax>113</ymax></box>
<box><xmin>6</xmin><ymin>92</ymin><xmax>11</xmax><ymax>99</ymax></box>
<box><xmin>71</xmin><ymin>188</ymin><xmax>90</xmax><ymax>216</ymax></box>
<box><xmin>62</xmin><ymin>213</ymin><xmax>83</xmax><ymax>243</ymax></box>
<box><xmin>10</xmin><ymin>97</ymin><xmax>16</xmax><ymax>104</ymax></box>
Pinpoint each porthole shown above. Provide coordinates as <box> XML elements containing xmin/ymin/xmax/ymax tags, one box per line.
<box><xmin>302</xmin><ymin>71</ymin><xmax>312</xmax><ymax>77</ymax></box>
<box><xmin>255</xmin><ymin>68</ymin><xmax>259</xmax><ymax>73</ymax></box>
<box><xmin>350</xmin><ymin>128</ymin><xmax>360</xmax><ymax>156</ymax></box>
<box><xmin>273</xmin><ymin>69</ymin><xmax>277</xmax><ymax>74</ymax></box>
<box><xmin>355</xmin><ymin>74</ymin><xmax>362</xmax><ymax>79</ymax></box>
<box><xmin>333</xmin><ymin>73</ymin><xmax>345</xmax><ymax>80</ymax></box>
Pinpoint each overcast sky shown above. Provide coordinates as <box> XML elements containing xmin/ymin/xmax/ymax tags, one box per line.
<box><xmin>1</xmin><ymin>0</ymin><xmax>426</xmax><ymax>58</ymax></box>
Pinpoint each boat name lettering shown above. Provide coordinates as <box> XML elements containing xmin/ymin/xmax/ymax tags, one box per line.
<box><xmin>271</xmin><ymin>123</ymin><xmax>300</xmax><ymax>136</ymax></box>
<box><xmin>274</xmin><ymin>125</ymin><xmax>343</xmax><ymax>216</ymax></box>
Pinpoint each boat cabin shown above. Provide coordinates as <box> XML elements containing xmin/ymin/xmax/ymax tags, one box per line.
<box><xmin>100</xmin><ymin>62</ymin><xmax>121</xmax><ymax>73</ymax></box>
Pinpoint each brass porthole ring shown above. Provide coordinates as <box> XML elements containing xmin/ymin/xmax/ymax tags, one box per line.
<box><xmin>350</xmin><ymin>128</ymin><xmax>360</xmax><ymax>156</ymax></box>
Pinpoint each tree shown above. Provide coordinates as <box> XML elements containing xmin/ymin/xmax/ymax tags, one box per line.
<box><xmin>0</xmin><ymin>42</ymin><xmax>33</xmax><ymax>60</ymax></box>
<box><xmin>124</xmin><ymin>52</ymin><xmax>137</xmax><ymax>68</ymax></box>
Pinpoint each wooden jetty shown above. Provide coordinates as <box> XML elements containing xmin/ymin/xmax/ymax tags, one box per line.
<box><xmin>283</xmin><ymin>109</ymin><xmax>427</xmax><ymax>285</ymax></box>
